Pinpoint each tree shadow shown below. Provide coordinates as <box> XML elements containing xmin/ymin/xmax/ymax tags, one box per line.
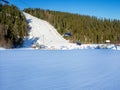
<box><xmin>26</xmin><ymin>19</ymin><xmax>32</xmax><ymax>23</ymax></box>
<box><xmin>23</xmin><ymin>37</ymin><xmax>39</xmax><ymax>48</ymax></box>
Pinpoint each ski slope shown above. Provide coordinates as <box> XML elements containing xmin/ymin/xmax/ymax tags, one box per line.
<box><xmin>22</xmin><ymin>12</ymin><xmax>120</xmax><ymax>50</ymax></box>
<box><xmin>23</xmin><ymin>12</ymin><xmax>80</xmax><ymax>50</ymax></box>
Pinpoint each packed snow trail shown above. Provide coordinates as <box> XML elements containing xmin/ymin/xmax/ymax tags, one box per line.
<box><xmin>23</xmin><ymin>12</ymin><xmax>80</xmax><ymax>50</ymax></box>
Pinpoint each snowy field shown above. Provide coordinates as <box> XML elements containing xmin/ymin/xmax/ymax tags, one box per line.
<box><xmin>0</xmin><ymin>49</ymin><xmax>120</xmax><ymax>90</ymax></box>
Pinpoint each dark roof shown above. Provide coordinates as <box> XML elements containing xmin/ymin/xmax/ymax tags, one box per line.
<box><xmin>64</xmin><ymin>32</ymin><xmax>72</xmax><ymax>36</ymax></box>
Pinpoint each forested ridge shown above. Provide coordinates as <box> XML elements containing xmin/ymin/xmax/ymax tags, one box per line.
<box><xmin>24</xmin><ymin>8</ymin><xmax>120</xmax><ymax>44</ymax></box>
<box><xmin>0</xmin><ymin>4</ymin><xmax>120</xmax><ymax>49</ymax></box>
<box><xmin>0</xmin><ymin>4</ymin><xmax>27</xmax><ymax>48</ymax></box>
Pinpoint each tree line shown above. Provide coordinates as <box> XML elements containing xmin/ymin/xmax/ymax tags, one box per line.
<box><xmin>24</xmin><ymin>8</ymin><xmax>120</xmax><ymax>44</ymax></box>
<box><xmin>0</xmin><ymin>4</ymin><xmax>27</xmax><ymax>48</ymax></box>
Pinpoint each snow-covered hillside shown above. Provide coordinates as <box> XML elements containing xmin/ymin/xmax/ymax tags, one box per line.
<box><xmin>23</xmin><ymin>12</ymin><xmax>81</xmax><ymax>50</ymax></box>
<box><xmin>22</xmin><ymin>12</ymin><xmax>120</xmax><ymax>50</ymax></box>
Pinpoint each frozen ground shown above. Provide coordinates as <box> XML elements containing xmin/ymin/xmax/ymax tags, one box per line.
<box><xmin>0</xmin><ymin>50</ymin><xmax>120</xmax><ymax>90</ymax></box>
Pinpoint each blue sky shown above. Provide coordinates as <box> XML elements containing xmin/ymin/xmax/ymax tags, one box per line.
<box><xmin>10</xmin><ymin>0</ymin><xmax>120</xmax><ymax>20</ymax></box>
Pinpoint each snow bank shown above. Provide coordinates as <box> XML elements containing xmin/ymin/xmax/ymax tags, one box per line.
<box><xmin>0</xmin><ymin>48</ymin><xmax>6</xmax><ymax>50</ymax></box>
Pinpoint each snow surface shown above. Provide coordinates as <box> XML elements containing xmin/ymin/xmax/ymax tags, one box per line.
<box><xmin>23</xmin><ymin>12</ymin><xmax>81</xmax><ymax>50</ymax></box>
<box><xmin>0</xmin><ymin>48</ymin><xmax>5</xmax><ymax>50</ymax></box>
<box><xmin>0</xmin><ymin>50</ymin><xmax>120</xmax><ymax>90</ymax></box>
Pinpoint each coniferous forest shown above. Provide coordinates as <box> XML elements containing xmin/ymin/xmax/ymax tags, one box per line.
<box><xmin>0</xmin><ymin>4</ymin><xmax>27</xmax><ymax>48</ymax></box>
<box><xmin>0</xmin><ymin>3</ymin><xmax>120</xmax><ymax>49</ymax></box>
<box><xmin>24</xmin><ymin>8</ymin><xmax>120</xmax><ymax>44</ymax></box>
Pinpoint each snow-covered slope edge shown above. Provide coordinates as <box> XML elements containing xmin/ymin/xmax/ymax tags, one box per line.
<box><xmin>23</xmin><ymin>12</ymin><xmax>80</xmax><ymax>50</ymax></box>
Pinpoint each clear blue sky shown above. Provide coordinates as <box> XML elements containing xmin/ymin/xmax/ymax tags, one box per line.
<box><xmin>10</xmin><ymin>0</ymin><xmax>120</xmax><ymax>20</ymax></box>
